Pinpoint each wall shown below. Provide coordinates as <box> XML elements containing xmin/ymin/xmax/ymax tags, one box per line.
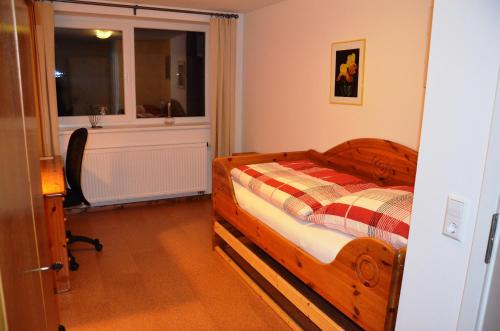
<box><xmin>170</xmin><ymin>33</ymin><xmax>187</xmax><ymax>112</ymax></box>
<box><xmin>396</xmin><ymin>0</ymin><xmax>500</xmax><ymax>329</ymax></box>
<box><xmin>135</xmin><ymin>40</ymin><xmax>171</xmax><ymax>107</ymax></box>
<box><xmin>241</xmin><ymin>0</ymin><xmax>432</xmax><ymax>152</ymax></box>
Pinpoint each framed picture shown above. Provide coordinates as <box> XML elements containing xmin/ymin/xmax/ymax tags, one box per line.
<box><xmin>330</xmin><ymin>39</ymin><xmax>365</xmax><ymax>105</ymax></box>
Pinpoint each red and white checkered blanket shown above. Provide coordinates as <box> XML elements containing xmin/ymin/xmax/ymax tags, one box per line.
<box><xmin>231</xmin><ymin>160</ymin><xmax>377</xmax><ymax>220</ymax></box>
<box><xmin>308</xmin><ymin>187</ymin><xmax>413</xmax><ymax>248</ymax></box>
<box><xmin>231</xmin><ymin>160</ymin><xmax>413</xmax><ymax>247</ymax></box>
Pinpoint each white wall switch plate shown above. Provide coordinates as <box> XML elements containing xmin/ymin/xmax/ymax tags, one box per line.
<box><xmin>443</xmin><ymin>194</ymin><xmax>468</xmax><ymax>241</ymax></box>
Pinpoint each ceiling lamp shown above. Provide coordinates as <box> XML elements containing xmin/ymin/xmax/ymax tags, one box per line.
<box><xmin>95</xmin><ymin>30</ymin><xmax>113</xmax><ymax>39</ymax></box>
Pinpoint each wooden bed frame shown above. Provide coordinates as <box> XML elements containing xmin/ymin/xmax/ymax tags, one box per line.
<box><xmin>212</xmin><ymin>138</ymin><xmax>418</xmax><ymax>331</ymax></box>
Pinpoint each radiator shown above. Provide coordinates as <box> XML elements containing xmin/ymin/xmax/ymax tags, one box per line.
<box><xmin>80</xmin><ymin>142</ymin><xmax>208</xmax><ymax>204</ymax></box>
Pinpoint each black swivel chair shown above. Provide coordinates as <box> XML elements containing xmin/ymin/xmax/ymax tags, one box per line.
<box><xmin>64</xmin><ymin>128</ymin><xmax>103</xmax><ymax>271</ymax></box>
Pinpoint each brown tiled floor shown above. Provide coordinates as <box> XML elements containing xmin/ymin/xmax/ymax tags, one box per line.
<box><xmin>58</xmin><ymin>199</ymin><xmax>290</xmax><ymax>331</ymax></box>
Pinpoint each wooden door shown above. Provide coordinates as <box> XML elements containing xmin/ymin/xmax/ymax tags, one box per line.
<box><xmin>0</xmin><ymin>0</ymin><xmax>59</xmax><ymax>330</ymax></box>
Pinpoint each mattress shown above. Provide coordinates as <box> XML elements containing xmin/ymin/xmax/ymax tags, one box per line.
<box><xmin>232</xmin><ymin>180</ymin><xmax>354</xmax><ymax>264</ymax></box>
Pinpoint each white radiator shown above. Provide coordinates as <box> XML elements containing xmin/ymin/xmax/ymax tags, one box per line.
<box><xmin>80</xmin><ymin>142</ymin><xmax>208</xmax><ymax>205</ymax></box>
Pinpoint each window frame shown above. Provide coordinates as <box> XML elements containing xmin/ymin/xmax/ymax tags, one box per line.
<box><xmin>55</xmin><ymin>14</ymin><xmax>209</xmax><ymax>128</ymax></box>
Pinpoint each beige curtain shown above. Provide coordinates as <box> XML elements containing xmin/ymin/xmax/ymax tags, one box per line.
<box><xmin>209</xmin><ymin>16</ymin><xmax>237</xmax><ymax>158</ymax></box>
<box><xmin>33</xmin><ymin>2</ymin><xmax>59</xmax><ymax>156</ymax></box>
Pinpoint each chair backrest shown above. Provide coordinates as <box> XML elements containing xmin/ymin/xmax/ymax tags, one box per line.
<box><xmin>170</xmin><ymin>99</ymin><xmax>186</xmax><ymax>117</ymax></box>
<box><xmin>65</xmin><ymin>128</ymin><xmax>89</xmax><ymax>205</ymax></box>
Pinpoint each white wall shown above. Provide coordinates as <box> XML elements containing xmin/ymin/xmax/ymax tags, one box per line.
<box><xmin>170</xmin><ymin>33</ymin><xmax>187</xmax><ymax>111</ymax></box>
<box><xmin>241</xmin><ymin>0</ymin><xmax>432</xmax><ymax>153</ymax></box>
<box><xmin>396</xmin><ymin>0</ymin><xmax>500</xmax><ymax>330</ymax></box>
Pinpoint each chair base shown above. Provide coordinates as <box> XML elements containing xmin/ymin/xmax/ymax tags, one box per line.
<box><xmin>67</xmin><ymin>249</ymin><xmax>79</xmax><ymax>271</ymax></box>
<box><xmin>66</xmin><ymin>230</ymin><xmax>103</xmax><ymax>271</ymax></box>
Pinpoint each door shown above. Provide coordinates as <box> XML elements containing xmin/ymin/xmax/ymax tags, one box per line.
<box><xmin>458</xmin><ymin>67</ymin><xmax>500</xmax><ymax>329</ymax></box>
<box><xmin>479</xmin><ymin>204</ymin><xmax>500</xmax><ymax>330</ymax></box>
<box><xmin>475</xmin><ymin>72</ymin><xmax>500</xmax><ymax>330</ymax></box>
<box><xmin>0</xmin><ymin>0</ymin><xmax>59</xmax><ymax>330</ymax></box>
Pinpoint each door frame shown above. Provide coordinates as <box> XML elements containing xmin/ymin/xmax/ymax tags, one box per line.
<box><xmin>0</xmin><ymin>272</ymin><xmax>6</xmax><ymax>330</ymax></box>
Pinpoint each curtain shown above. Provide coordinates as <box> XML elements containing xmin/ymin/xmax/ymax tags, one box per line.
<box><xmin>209</xmin><ymin>16</ymin><xmax>237</xmax><ymax>158</ymax></box>
<box><xmin>32</xmin><ymin>2</ymin><xmax>59</xmax><ymax>156</ymax></box>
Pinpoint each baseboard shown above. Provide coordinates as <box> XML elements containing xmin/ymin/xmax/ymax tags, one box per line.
<box><xmin>65</xmin><ymin>194</ymin><xmax>211</xmax><ymax>214</ymax></box>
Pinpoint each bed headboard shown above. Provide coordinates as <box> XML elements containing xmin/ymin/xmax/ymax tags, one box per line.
<box><xmin>311</xmin><ymin>138</ymin><xmax>418</xmax><ymax>187</ymax></box>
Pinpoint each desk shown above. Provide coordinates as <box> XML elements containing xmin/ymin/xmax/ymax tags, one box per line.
<box><xmin>40</xmin><ymin>156</ymin><xmax>70</xmax><ymax>293</ymax></box>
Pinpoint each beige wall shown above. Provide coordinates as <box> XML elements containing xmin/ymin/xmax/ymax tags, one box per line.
<box><xmin>135</xmin><ymin>40</ymin><xmax>171</xmax><ymax>106</ymax></box>
<box><xmin>170</xmin><ymin>33</ymin><xmax>187</xmax><ymax>111</ymax></box>
<box><xmin>242</xmin><ymin>0</ymin><xmax>433</xmax><ymax>152</ymax></box>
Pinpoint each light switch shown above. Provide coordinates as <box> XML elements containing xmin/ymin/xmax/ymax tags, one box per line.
<box><xmin>443</xmin><ymin>195</ymin><xmax>467</xmax><ymax>241</ymax></box>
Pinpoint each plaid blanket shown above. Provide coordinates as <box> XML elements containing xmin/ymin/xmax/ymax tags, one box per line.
<box><xmin>308</xmin><ymin>187</ymin><xmax>413</xmax><ymax>248</ymax></box>
<box><xmin>231</xmin><ymin>160</ymin><xmax>376</xmax><ymax>219</ymax></box>
<box><xmin>231</xmin><ymin>160</ymin><xmax>413</xmax><ymax>247</ymax></box>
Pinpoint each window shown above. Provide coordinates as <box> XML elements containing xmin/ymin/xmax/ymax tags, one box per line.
<box><xmin>55</xmin><ymin>28</ymin><xmax>125</xmax><ymax>116</ymax></box>
<box><xmin>134</xmin><ymin>29</ymin><xmax>205</xmax><ymax>118</ymax></box>
<box><xmin>54</xmin><ymin>15</ymin><xmax>208</xmax><ymax>127</ymax></box>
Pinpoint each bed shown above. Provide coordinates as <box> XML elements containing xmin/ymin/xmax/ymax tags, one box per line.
<box><xmin>212</xmin><ymin>138</ymin><xmax>418</xmax><ymax>331</ymax></box>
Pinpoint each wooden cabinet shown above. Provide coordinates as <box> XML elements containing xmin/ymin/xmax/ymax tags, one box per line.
<box><xmin>41</xmin><ymin>156</ymin><xmax>70</xmax><ymax>293</ymax></box>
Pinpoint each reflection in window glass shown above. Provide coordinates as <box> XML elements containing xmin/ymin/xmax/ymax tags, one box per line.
<box><xmin>55</xmin><ymin>28</ymin><xmax>124</xmax><ymax>116</ymax></box>
<box><xmin>134</xmin><ymin>28</ymin><xmax>205</xmax><ymax>118</ymax></box>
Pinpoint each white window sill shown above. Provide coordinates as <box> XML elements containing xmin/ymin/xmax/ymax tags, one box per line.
<box><xmin>58</xmin><ymin>122</ymin><xmax>210</xmax><ymax>135</ymax></box>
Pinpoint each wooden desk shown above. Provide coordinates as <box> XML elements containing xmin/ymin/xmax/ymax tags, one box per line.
<box><xmin>40</xmin><ymin>156</ymin><xmax>70</xmax><ymax>293</ymax></box>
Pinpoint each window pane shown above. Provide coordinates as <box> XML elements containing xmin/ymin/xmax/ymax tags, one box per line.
<box><xmin>134</xmin><ymin>28</ymin><xmax>205</xmax><ymax>118</ymax></box>
<box><xmin>55</xmin><ymin>28</ymin><xmax>124</xmax><ymax>116</ymax></box>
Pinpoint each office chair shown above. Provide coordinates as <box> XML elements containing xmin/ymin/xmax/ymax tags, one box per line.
<box><xmin>64</xmin><ymin>128</ymin><xmax>103</xmax><ymax>271</ymax></box>
<box><xmin>169</xmin><ymin>98</ymin><xmax>186</xmax><ymax>117</ymax></box>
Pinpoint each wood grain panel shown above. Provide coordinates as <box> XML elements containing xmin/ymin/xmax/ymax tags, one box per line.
<box><xmin>40</xmin><ymin>156</ymin><xmax>66</xmax><ymax>196</ymax></box>
<box><xmin>43</xmin><ymin>196</ymin><xmax>70</xmax><ymax>293</ymax></box>
<box><xmin>0</xmin><ymin>0</ymin><xmax>59</xmax><ymax>329</ymax></box>
<box><xmin>320</xmin><ymin>138</ymin><xmax>417</xmax><ymax>186</ymax></box>
<box><xmin>40</xmin><ymin>156</ymin><xmax>70</xmax><ymax>292</ymax></box>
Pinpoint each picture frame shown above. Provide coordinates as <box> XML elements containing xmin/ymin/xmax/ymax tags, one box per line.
<box><xmin>330</xmin><ymin>39</ymin><xmax>365</xmax><ymax>105</ymax></box>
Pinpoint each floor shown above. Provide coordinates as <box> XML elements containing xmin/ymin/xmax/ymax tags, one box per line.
<box><xmin>58</xmin><ymin>199</ymin><xmax>290</xmax><ymax>331</ymax></box>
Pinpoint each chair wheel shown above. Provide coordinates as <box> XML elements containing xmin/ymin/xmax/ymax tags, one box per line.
<box><xmin>69</xmin><ymin>260</ymin><xmax>79</xmax><ymax>271</ymax></box>
<box><xmin>95</xmin><ymin>240</ymin><xmax>103</xmax><ymax>252</ymax></box>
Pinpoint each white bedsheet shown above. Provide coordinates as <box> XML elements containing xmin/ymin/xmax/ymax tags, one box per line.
<box><xmin>232</xmin><ymin>180</ymin><xmax>354</xmax><ymax>264</ymax></box>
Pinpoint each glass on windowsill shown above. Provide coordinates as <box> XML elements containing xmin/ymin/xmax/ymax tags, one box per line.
<box><xmin>88</xmin><ymin>105</ymin><xmax>107</xmax><ymax>129</ymax></box>
<box><xmin>164</xmin><ymin>101</ymin><xmax>175</xmax><ymax>125</ymax></box>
